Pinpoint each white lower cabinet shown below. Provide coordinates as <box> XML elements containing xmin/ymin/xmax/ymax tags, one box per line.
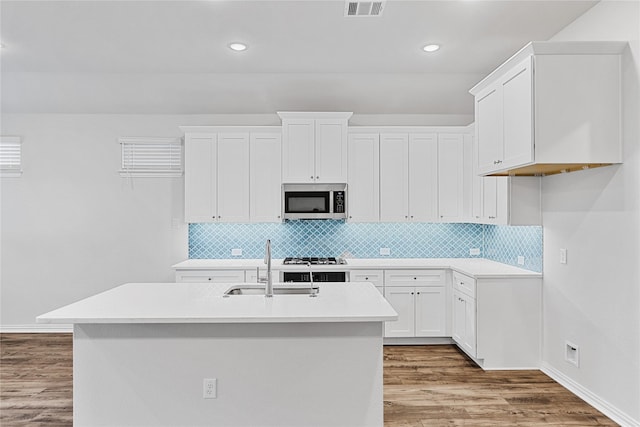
<box><xmin>349</xmin><ymin>269</ymin><xmax>384</xmax><ymax>295</ymax></box>
<box><xmin>451</xmin><ymin>270</ymin><xmax>542</xmax><ymax>369</ymax></box>
<box><xmin>384</xmin><ymin>270</ymin><xmax>447</xmax><ymax>338</ymax></box>
<box><xmin>175</xmin><ymin>270</ymin><xmax>246</xmax><ymax>283</ymax></box>
<box><xmin>452</xmin><ymin>289</ymin><xmax>476</xmax><ymax>357</ymax></box>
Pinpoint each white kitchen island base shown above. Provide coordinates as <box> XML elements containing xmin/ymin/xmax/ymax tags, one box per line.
<box><xmin>38</xmin><ymin>282</ymin><xmax>396</xmax><ymax>426</ymax></box>
<box><xmin>74</xmin><ymin>322</ymin><xmax>384</xmax><ymax>426</ymax></box>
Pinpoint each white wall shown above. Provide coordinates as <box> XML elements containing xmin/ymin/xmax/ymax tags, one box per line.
<box><xmin>0</xmin><ymin>113</ymin><xmax>471</xmax><ymax>330</ymax></box>
<box><xmin>542</xmin><ymin>1</ymin><xmax>640</xmax><ymax>425</ymax></box>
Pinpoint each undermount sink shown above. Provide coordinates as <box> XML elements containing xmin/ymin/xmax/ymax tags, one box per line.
<box><xmin>224</xmin><ymin>284</ymin><xmax>320</xmax><ymax>296</ymax></box>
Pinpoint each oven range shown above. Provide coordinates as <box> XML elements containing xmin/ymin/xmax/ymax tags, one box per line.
<box><xmin>281</xmin><ymin>257</ymin><xmax>348</xmax><ymax>282</ymax></box>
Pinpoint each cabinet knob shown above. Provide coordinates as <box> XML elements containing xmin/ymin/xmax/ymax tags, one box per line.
<box><xmin>410</xmin><ymin>215</ymin><xmax>414</xmax><ymax>219</ymax></box>
<box><xmin>277</xmin><ymin>215</ymin><xmax>281</xmax><ymax>218</ymax></box>
<box><xmin>365</xmin><ymin>277</ymin><xmax>369</xmax><ymax>280</ymax></box>
<box><xmin>218</xmin><ymin>216</ymin><xmax>221</xmax><ymax>218</ymax></box>
<box><xmin>405</xmin><ymin>215</ymin><xmax>408</xmax><ymax>219</ymax></box>
<box><xmin>349</xmin><ymin>215</ymin><xmax>352</xmax><ymax>219</ymax></box>
<box><xmin>310</xmin><ymin>176</ymin><xmax>314</xmax><ymax>180</ymax></box>
<box><xmin>413</xmin><ymin>277</ymin><xmax>417</xmax><ymax>280</ymax></box>
<box><xmin>417</xmin><ymin>292</ymin><xmax>420</xmax><ymax>295</ymax></box>
<box><xmin>411</xmin><ymin>292</ymin><xmax>414</xmax><ymax>295</ymax></box>
<box><xmin>316</xmin><ymin>176</ymin><xmax>319</xmax><ymax>179</ymax></box>
<box><xmin>208</xmin><ymin>278</ymin><xmax>212</xmax><ymax>281</ymax></box>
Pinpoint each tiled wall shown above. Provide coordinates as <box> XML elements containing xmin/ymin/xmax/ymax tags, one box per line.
<box><xmin>189</xmin><ymin>221</ymin><xmax>543</xmax><ymax>272</ymax></box>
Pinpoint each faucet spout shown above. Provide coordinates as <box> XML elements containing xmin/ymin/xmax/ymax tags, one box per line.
<box><xmin>264</xmin><ymin>239</ymin><xmax>273</xmax><ymax>297</ymax></box>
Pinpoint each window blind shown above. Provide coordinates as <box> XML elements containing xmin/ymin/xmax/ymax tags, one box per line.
<box><xmin>119</xmin><ymin>137</ymin><xmax>183</xmax><ymax>177</ymax></box>
<box><xmin>0</xmin><ymin>136</ymin><xmax>22</xmax><ymax>177</ymax></box>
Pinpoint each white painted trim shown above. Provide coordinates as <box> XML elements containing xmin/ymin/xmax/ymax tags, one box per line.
<box><xmin>384</xmin><ymin>337</ymin><xmax>454</xmax><ymax>345</ymax></box>
<box><xmin>541</xmin><ymin>362</ymin><xmax>640</xmax><ymax>427</ymax></box>
<box><xmin>0</xmin><ymin>324</ymin><xmax>73</xmax><ymax>333</ymax></box>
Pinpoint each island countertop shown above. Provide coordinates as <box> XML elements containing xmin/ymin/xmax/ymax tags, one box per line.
<box><xmin>36</xmin><ymin>282</ymin><xmax>398</xmax><ymax>324</ymax></box>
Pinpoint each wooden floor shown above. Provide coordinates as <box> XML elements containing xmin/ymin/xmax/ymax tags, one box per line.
<box><xmin>1</xmin><ymin>334</ymin><xmax>617</xmax><ymax>426</ymax></box>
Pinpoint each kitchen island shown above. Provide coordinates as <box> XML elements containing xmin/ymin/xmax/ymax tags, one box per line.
<box><xmin>37</xmin><ymin>282</ymin><xmax>397</xmax><ymax>427</ymax></box>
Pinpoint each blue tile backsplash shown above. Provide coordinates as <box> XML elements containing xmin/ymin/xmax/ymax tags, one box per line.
<box><xmin>189</xmin><ymin>221</ymin><xmax>543</xmax><ymax>272</ymax></box>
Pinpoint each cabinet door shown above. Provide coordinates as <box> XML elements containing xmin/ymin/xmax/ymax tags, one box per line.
<box><xmin>379</xmin><ymin>134</ymin><xmax>409</xmax><ymax>222</ymax></box>
<box><xmin>250</xmin><ymin>133</ymin><xmax>282</xmax><ymax>223</ymax></box>
<box><xmin>347</xmin><ymin>134</ymin><xmax>379</xmax><ymax>222</ymax></box>
<box><xmin>282</xmin><ymin>119</ymin><xmax>315</xmax><ymax>183</ymax></box>
<box><xmin>408</xmin><ymin>134</ymin><xmax>438</xmax><ymax>222</ymax></box>
<box><xmin>463</xmin><ymin>293</ymin><xmax>477</xmax><ymax>356</ymax></box>
<box><xmin>476</xmin><ymin>86</ymin><xmax>503</xmax><ymax>174</ymax></box>
<box><xmin>437</xmin><ymin>134</ymin><xmax>464</xmax><ymax>221</ymax></box>
<box><xmin>217</xmin><ymin>133</ymin><xmax>250</xmax><ymax>223</ymax></box>
<box><xmin>184</xmin><ymin>134</ymin><xmax>217</xmax><ymax>223</ymax></box>
<box><xmin>315</xmin><ymin>119</ymin><xmax>347</xmax><ymax>183</ymax></box>
<box><xmin>482</xmin><ymin>176</ymin><xmax>498</xmax><ymax>223</ymax></box>
<box><xmin>502</xmin><ymin>57</ymin><xmax>534</xmax><ymax>169</ymax></box>
<box><xmin>452</xmin><ymin>290</ymin><xmax>466</xmax><ymax>345</ymax></box>
<box><xmin>384</xmin><ymin>286</ymin><xmax>415</xmax><ymax>337</ymax></box>
<box><xmin>415</xmin><ymin>287</ymin><xmax>446</xmax><ymax>337</ymax></box>
<box><xmin>453</xmin><ymin>290</ymin><xmax>477</xmax><ymax>357</ymax></box>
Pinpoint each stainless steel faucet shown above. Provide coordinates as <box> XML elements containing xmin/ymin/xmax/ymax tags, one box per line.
<box><xmin>264</xmin><ymin>239</ymin><xmax>273</xmax><ymax>297</ymax></box>
<box><xmin>306</xmin><ymin>262</ymin><xmax>317</xmax><ymax>297</ymax></box>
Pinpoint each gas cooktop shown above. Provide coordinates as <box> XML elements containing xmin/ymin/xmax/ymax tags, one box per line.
<box><xmin>282</xmin><ymin>257</ymin><xmax>346</xmax><ymax>266</ymax></box>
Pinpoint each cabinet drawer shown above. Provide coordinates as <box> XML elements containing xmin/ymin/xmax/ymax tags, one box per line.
<box><xmin>350</xmin><ymin>270</ymin><xmax>384</xmax><ymax>287</ymax></box>
<box><xmin>175</xmin><ymin>270</ymin><xmax>246</xmax><ymax>283</ymax></box>
<box><xmin>452</xmin><ymin>271</ymin><xmax>476</xmax><ymax>298</ymax></box>
<box><xmin>384</xmin><ymin>269</ymin><xmax>446</xmax><ymax>287</ymax></box>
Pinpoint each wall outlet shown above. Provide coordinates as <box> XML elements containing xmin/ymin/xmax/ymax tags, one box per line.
<box><xmin>379</xmin><ymin>248</ymin><xmax>391</xmax><ymax>256</ymax></box>
<box><xmin>560</xmin><ymin>248</ymin><xmax>567</xmax><ymax>264</ymax></box>
<box><xmin>517</xmin><ymin>256</ymin><xmax>525</xmax><ymax>265</ymax></box>
<box><xmin>231</xmin><ymin>248</ymin><xmax>242</xmax><ymax>257</ymax></box>
<box><xmin>203</xmin><ymin>378</ymin><xmax>217</xmax><ymax>399</ymax></box>
<box><xmin>469</xmin><ymin>248</ymin><xmax>480</xmax><ymax>256</ymax></box>
<box><xmin>565</xmin><ymin>342</ymin><xmax>579</xmax><ymax>367</ymax></box>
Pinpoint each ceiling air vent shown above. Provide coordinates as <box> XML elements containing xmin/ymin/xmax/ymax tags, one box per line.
<box><xmin>345</xmin><ymin>1</ymin><xmax>385</xmax><ymax>17</ymax></box>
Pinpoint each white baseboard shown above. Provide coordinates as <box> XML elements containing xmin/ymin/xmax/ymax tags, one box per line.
<box><xmin>541</xmin><ymin>362</ymin><xmax>639</xmax><ymax>427</ymax></box>
<box><xmin>384</xmin><ymin>337</ymin><xmax>454</xmax><ymax>345</ymax></box>
<box><xmin>0</xmin><ymin>324</ymin><xmax>73</xmax><ymax>333</ymax></box>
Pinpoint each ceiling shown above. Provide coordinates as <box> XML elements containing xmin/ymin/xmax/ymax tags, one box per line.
<box><xmin>0</xmin><ymin>0</ymin><xmax>598</xmax><ymax>116</ymax></box>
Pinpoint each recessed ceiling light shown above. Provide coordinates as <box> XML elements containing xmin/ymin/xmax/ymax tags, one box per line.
<box><xmin>228</xmin><ymin>42</ymin><xmax>247</xmax><ymax>52</ymax></box>
<box><xmin>422</xmin><ymin>44</ymin><xmax>440</xmax><ymax>52</ymax></box>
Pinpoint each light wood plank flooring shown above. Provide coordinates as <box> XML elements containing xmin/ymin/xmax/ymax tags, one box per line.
<box><xmin>1</xmin><ymin>334</ymin><xmax>617</xmax><ymax>426</ymax></box>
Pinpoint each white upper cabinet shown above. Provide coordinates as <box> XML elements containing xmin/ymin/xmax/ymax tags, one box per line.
<box><xmin>408</xmin><ymin>134</ymin><xmax>439</xmax><ymax>222</ymax></box>
<box><xmin>186</xmin><ymin>132</ymin><xmax>249</xmax><ymax>223</ymax></box>
<box><xmin>379</xmin><ymin>132</ymin><xmax>438</xmax><ymax>222</ymax></box>
<box><xmin>250</xmin><ymin>132</ymin><xmax>282</xmax><ymax>223</ymax></box>
<box><xmin>216</xmin><ymin>133</ymin><xmax>250</xmax><ymax>223</ymax></box>
<box><xmin>347</xmin><ymin>133</ymin><xmax>380</xmax><ymax>223</ymax></box>
<box><xmin>184</xmin><ymin>133</ymin><xmax>217</xmax><ymax>223</ymax></box>
<box><xmin>470</xmin><ymin>41</ymin><xmax>625</xmax><ymax>176</ymax></box>
<box><xmin>380</xmin><ymin>133</ymin><xmax>409</xmax><ymax>222</ymax></box>
<box><xmin>437</xmin><ymin>133</ymin><xmax>472</xmax><ymax>222</ymax></box>
<box><xmin>279</xmin><ymin>112</ymin><xmax>352</xmax><ymax>183</ymax></box>
<box><xmin>182</xmin><ymin>126</ymin><xmax>280</xmax><ymax>224</ymax></box>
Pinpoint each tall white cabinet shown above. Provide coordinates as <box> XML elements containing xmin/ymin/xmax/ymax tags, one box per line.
<box><xmin>278</xmin><ymin>112</ymin><xmax>352</xmax><ymax>183</ymax></box>
<box><xmin>182</xmin><ymin>126</ymin><xmax>281</xmax><ymax>224</ymax></box>
<box><xmin>347</xmin><ymin>133</ymin><xmax>380</xmax><ymax>222</ymax></box>
<box><xmin>379</xmin><ymin>132</ymin><xmax>438</xmax><ymax>223</ymax></box>
<box><xmin>184</xmin><ymin>132</ymin><xmax>250</xmax><ymax>223</ymax></box>
<box><xmin>250</xmin><ymin>132</ymin><xmax>282</xmax><ymax>223</ymax></box>
<box><xmin>437</xmin><ymin>133</ymin><xmax>472</xmax><ymax>222</ymax></box>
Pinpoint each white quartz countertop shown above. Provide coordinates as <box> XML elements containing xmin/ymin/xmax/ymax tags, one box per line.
<box><xmin>172</xmin><ymin>258</ymin><xmax>541</xmax><ymax>279</ymax></box>
<box><xmin>37</xmin><ymin>282</ymin><xmax>398</xmax><ymax>324</ymax></box>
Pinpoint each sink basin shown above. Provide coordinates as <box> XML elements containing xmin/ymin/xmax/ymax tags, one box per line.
<box><xmin>224</xmin><ymin>284</ymin><xmax>319</xmax><ymax>296</ymax></box>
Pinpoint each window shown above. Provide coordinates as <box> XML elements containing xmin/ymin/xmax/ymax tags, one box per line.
<box><xmin>0</xmin><ymin>136</ymin><xmax>22</xmax><ymax>177</ymax></box>
<box><xmin>119</xmin><ymin>137</ymin><xmax>183</xmax><ymax>177</ymax></box>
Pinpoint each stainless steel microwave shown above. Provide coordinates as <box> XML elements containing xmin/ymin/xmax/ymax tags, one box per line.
<box><xmin>282</xmin><ymin>184</ymin><xmax>347</xmax><ymax>220</ymax></box>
